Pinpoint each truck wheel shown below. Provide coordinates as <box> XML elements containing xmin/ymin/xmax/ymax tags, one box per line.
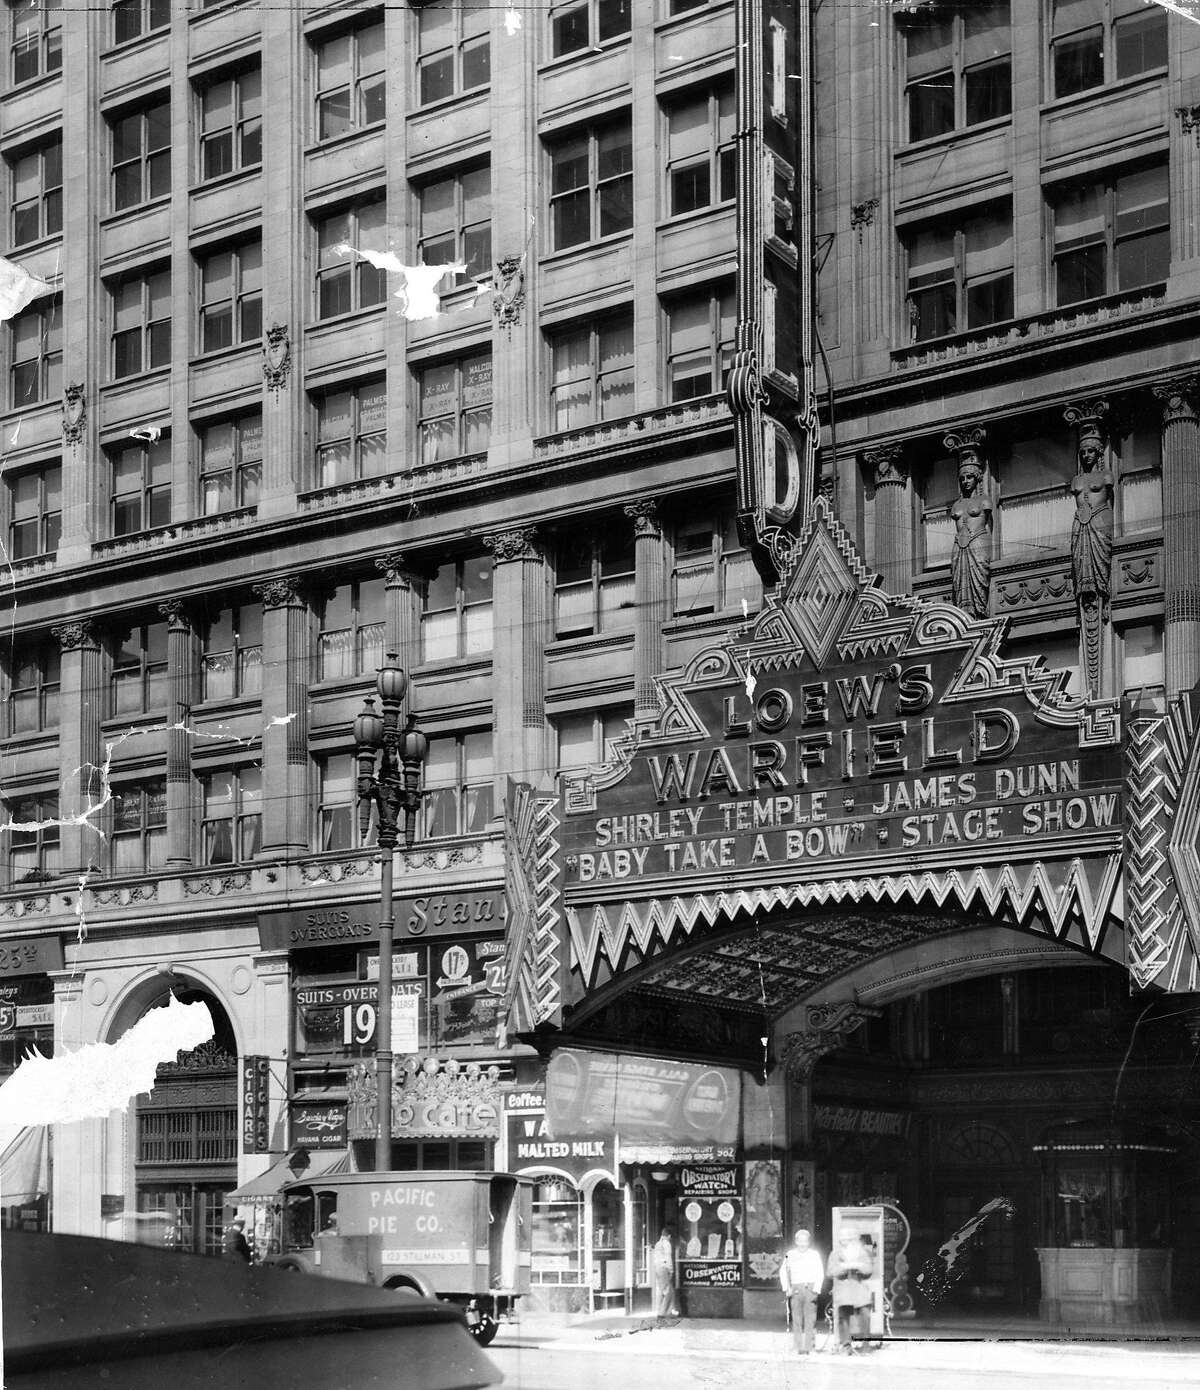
<box><xmin>469</xmin><ymin>1314</ymin><xmax>498</xmax><ymax>1346</ymax></box>
<box><xmin>383</xmin><ymin>1275</ymin><xmax>437</xmax><ymax>1299</ymax></box>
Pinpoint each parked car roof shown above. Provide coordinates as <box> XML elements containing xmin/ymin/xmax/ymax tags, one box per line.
<box><xmin>3</xmin><ymin>1230</ymin><xmax>502</xmax><ymax>1390</ymax></box>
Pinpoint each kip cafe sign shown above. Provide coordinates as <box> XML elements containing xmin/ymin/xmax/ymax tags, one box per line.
<box><xmin>559</xmin><ymin>504</ymin><xmax>1123</xmax><ymax>897</ymax></box>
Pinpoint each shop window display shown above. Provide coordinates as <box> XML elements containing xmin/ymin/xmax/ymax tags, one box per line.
<box><xmin>531</xmin><ymin>1176</ymin><xmax>583</xmax><ymax>1284</ymax></box>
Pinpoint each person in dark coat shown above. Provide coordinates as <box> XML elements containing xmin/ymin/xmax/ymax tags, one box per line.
<box><xmin>222</xmin><ymin>1217</ymin><xmax>251</xmax><ymax>1262</ymax></box>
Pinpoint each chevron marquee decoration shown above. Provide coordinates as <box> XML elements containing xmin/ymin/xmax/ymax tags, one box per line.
<box><xmin>500</xmin><ymin>780</ymin><xmax>565</xmax><ymax>1040</ymax></box>
<box><xmin>1126</xmin><ymin>698</ymin><xmax>1200</xmax><ymax>992</ymax></box>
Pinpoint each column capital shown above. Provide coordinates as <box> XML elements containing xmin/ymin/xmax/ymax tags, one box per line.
<box><xmin>624</xmin><ymin>499</ymin><xmax>661</xmax><ymax>538</ymax></box>
<box><xmin>865</xmin><ymin>443</ymin><xmax>907</xmax><ymax>489</ymax></box>
<box><xmin>52</xmin><ymin>619</ymin><xmax>99</xmax><ymax>652</ymax></box>
<box><xmin>1152</xmin><ymin>375</ymin><xmax>1200</xmax><ymax>424</ymax></box>
<box><xmin>375</xmin><ymin>550</ymin><xmax>426</xmax><ymax>587</ymax></box>
<box><xmin>943</xmin><ymin>425</ymin><xmax>988</xmax><ymax>465</ymax></box>
<box><xmin>253</xmin><ymin>575</ymin><xmax>305</xmax><ymax>610</ymax></box>
<box><xmin>1063</xmin><ymin>398</ymin><xmax>1109</xmax><ymax>439</ymax></box>
<box><xmin>781</xmin><ymin>1001</ymin><xmax>881</xmax><ymax>1082</ymax></box>
<box><xmin>483</xmin><ymin>526</ymin><xmax>541</xmax><ymax>564</ymax></box>
<box><xmin>157</xmin><ymin>598</ymin><xmax>195</xmax><ymax>632</ymax></box>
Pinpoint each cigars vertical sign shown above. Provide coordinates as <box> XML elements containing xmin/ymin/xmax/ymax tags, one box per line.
<box><xmin>242</xmin><ymin>1055</ymin><xmax>270</xmax><ymax>1154</ymax></box>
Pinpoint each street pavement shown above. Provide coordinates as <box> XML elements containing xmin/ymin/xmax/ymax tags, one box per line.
<box><xmin>487</xmin><ymin>1312</ymin><xmax>1200</xmax><ymax>1389</ymax></box>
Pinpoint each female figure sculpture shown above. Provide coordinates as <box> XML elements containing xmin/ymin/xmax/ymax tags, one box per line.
<box><xmin>1070</xmin><ymin>431</ymin><xmax>1114</xmax><ymax>616</ymax></box>
<box><xmin>949</xmin><ymin>447</ymin><xmax>992</xmax><ymax>618</ymax></box>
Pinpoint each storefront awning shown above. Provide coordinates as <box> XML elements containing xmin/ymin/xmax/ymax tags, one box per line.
<box><xmin>0</xmin><ymin>1125</ymin><xmax>49</xmax><ymax>1206</ymax></box>
<box><xmin>227</xmin><ymin>1150</ymin><xmax>350</xmax><ymax>1204</ymax></box>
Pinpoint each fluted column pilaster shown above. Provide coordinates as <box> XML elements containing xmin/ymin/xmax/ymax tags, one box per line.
<box><xmin>254</xmin><ymin>576</ymin><xmax>309</xmax><ymax>853</ymax></box>
<box><xmin>51</xmin><ymin>620</ymin><xmax>102</xmax><ymax>875</ymax></box>
<box><xmin>1155</xmin><ymin>376</ymin><xmax>1200</xmax><ymax>696</ymax></box>
<box><xmin>625</xmin><ymin>501</ymin><xmax>665</xmax><ymax>724</ymax></box>
<box><xmin>158</xmin><ymin>600</ymin><xmax>196</xmax><ymax>867</ymax></box>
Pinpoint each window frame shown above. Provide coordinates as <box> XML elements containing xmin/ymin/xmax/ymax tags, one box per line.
<box><xmin>312</xmin><ymin>379</ymin><xmax>388</xmax><ymax>488</ymax></box>
<box><xmin>110</xmin><ymin>777</ymin><xmax>167</xmax><ymax>876</ymax></box>
<box><xmin>111</xmin><ymin>619</ymin><xmax>168</xmax><ymax>717</ymax></box>
<box><xmin>549</xmin><ymin>0</ymin><xmax>631</xmax><ymax>59</ymax></box>
<box><xmin>554</xmin><ymin>707</ymin><xmax>631</xmax><ymax>772</ymax></box>
<box><xmin>7</xmin><ymin>643</ymin><xmax>60</xmax><ymax>737</ymax></box>
<box><xmin>110</xmin><ymin>98</ymin><xmax>171</xmax><ymax>213</ymax></box>
<box><xmin>3</xmin><ymin>790</ymin><xmax>60</xmax><ymax>885</ymax></box>
<box><xmin>10</xmin><ymin>136</ymin><xmax>62</xmax><ymax>246</ymax></box>
<box><xmin>664</xmin><ymin>285</ymin><xmax>735</xmax><ymax>402</ymax></box>
<box><xmin>200</xmin><ymin>765</ymin><xmax>262</xmax><ymax>865</ymax></box>
<box><xmin>10</xmin><ymin>0</ymin><xmax>61</xmax><ymax>85</ymax></box>
<box><xmin>416</xmin><ymin>351</ymin><xmax>493</xmax><ymax>466</ymax></box>
<box><xmin>663</xmin><ymin>83</ymin><xmax>736</xmax><ymax>218</ymax></box>
<box><xmin>1050</xmin><ymin>163</ymin><xmax>1169</xmax><ymax>308</ymax></box>
<box><xmin>111</xmin><ymin>0</ymin><xmax>169</xmax><ymax>47</ymax></box>
<box><xmin>415</xmin><ymin>164</ymin><xmax>492</xmax><ymax>286</ymax></box>
<box><xmin>9</xmin><ymin>297</ymin><xmax>62</xmax><ymax>409</ymax></box>
<box><xmin>1049</xmin><ymin>0</ymin><xmax>1167</xmax><ymax>101</ymax></box>
<box><xmin>317</xmin><ymin>576</ymin><xmax>386</xmax><ymax>682</ymax></box>
<box><xmin>314</xmin><ymin>198</ymin><xmax>387</xmax><ymax>320</ymax></box>
<box><xmin>314</xmin><ymin>751</ymin><xmax>378</xmax><ymax>852</ymax></box>
<box><xmin>553</xmin><ymin>529</ymin><xmax>636</xmax><ymax>639</ymax></box>
<box><xmin>421</xmin><ymin>729</ymin><xmax>494</xmax><ymax>839</ymax></box>
<box><xmin>902</xmin><ymin>2</ymin><xmax>1013</xmax><ymax>144</ymax></box>
<box><xmin>201</xmin><ymin>601</ymin><xmax>264</xmax><ymax>703</ymax></box>
<box><xmin>197</xmin><ymin>239</ymin><xmax>263</xmax><ymax>354</ymax></box>
<box><xmin>7</xmin><ymin>460</ymin><xmax>61</xmax><ymax>561</ymax></box>
<box><xmin>110</xmin><ymin>266</ymin><xmax>171</xmax><ymax>380</ymax></box>
<box><xmin>197</xmin><ymin>67</ymin><xmax>263</xmax><ymax>181</ymax></box>
<box><xmin>416</xmin><ymin>0</ymin><xmax>490</xmax><ymax>107</ymax></box>
<box><xmin>904</xmin><ymin>206</ymin><xmax>1014</xmax><ymax>342</ymax></box>
<box><xmin>313</xmin><ymin>17</ymin><xmax>386</xmax><ymax>141</ymax></box>
<box><xmin>198</xmin><ymin>412</ymin><xmax>263</xmax><ymax>515</ymax></box>
<box><xmin>547</xmin><ymin>115</ymin><xmax>634</xmax><ymax>252</ymax></box>
<box><xmin>420</xmin><ymin>554</ymin><xmax>494</xmax><ymax>662</ymax></box>
<box><xmin>109</xmin><ymin>435</ymin><xmax>171</xmax><ymax>537</ymax></box>
<box><xmin>670</xmin><ymin>512</ymin><xmax>759</xmax><ymax>616</ymax></box>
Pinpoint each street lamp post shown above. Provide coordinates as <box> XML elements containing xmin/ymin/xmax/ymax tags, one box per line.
<box><xmin>354</xmin><ymin>651</ymin><xmax>428</xmax><ymax>1171</ymax></box>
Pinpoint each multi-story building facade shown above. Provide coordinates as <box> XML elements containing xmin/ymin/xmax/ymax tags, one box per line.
<box><xmin>2</xmin><ymin>0</ymin><xmax>1198</xmax><ymax>1328</ymax></box>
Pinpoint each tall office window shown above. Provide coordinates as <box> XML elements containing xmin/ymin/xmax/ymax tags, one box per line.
<box><xmin>665</xmin><ymin>288</ymin><xmax>734</xmax><ymax>400</ymax></box>
<box><xmin>10</xmin><ymin>137</ymin><xmax>61</xmax><ymax>245</ymax></box>
<box><xmin>1051</xmin><ymin>163</ymin><xmax>1168</xmax><ymax>306</ymax></box>
<box><xmin>8</xmin><ymin>643</ymin><xmax>59</xmax><ymax>735</ymax></box>
<box><xmin>111</xmin><ymin>620</ymin><xmax>167</xmax><ymax>716</ymax></box>
<box><xmin>554</xmin><ymin>530</ymin><xmax>635</xmax><ymax>637</ymax></box>
<box><xmin>417</xmin><ymin>353</ymin><xmax>492</xmax><ymax>465</ymax></box>
<box><xmin>110</xmin><ymin>436</ymin><xmax>170</xmax><ymax>536</ymax></box>
<box><xmin>111</xmin><ymin>268</ymin><xmax>171</xmax><ymax>378</ymax></box>
<box><xmin>422</xmin><ymin>732</ymin><xmax>494</xmax><ymax>837</ymax></box>
<box><xmin>201</xmin><ymin>602</ymin><xmax>263</xmax><ymax>701</ymax></box>
<box><xmin>10</xmin><ymin>0</ymin><xmax>61</xmax><ymax>84</ymax></box>
<box><xmin>549</xmin><ymin>314</ymin><xmax>634</xmax><ymax>430</ymax></box>
<box><xmin>417</xmin><ymin>0</ymin><xmax>489</xmax><ymax>105</ymax></box>
<box><xmin>199</xmin><ymin>414</ymin><xmax>262</xmax><ymax>514</ymax></box>
<box><xmin>550</xmin><ymin>0</ymin><xmax>630</xmax><ymax>57</ymax></box>
<box><xmin>1051</xmin><ymin>0</ymin><xmax>1166</xmax><ymax>99</ymax></box>
<box><xmin>663</xmin><ymin>85</ymin><xmax>735</xmax><ymax>216</ymax></box>
<box><xmin>422</xmin><ymin>555</ymin><xmax>493</xmax><ymax>661</ymax></box>
<box><xmin>314</xmin><ymin>381</ymin><xmax>387</xmax><ymax>487</ymax></box>
<box><xmin>200</xmin><ymin>767</ymin><xmax>262</xmax><ymax>864</ymax></box>
<box><xmin>672</xmin><ymin>513</ymin><xmax>759</xmax><ymax>615</ymax></box>
<box><xmin>112</xmin><ymin>0</ymin><xmax>168</xmax><ymax>45</ymax></box>
<box><xmin>417</xmin><ymin>166</ymin><xmax>491</xmax><ymax>283</ymax></box>
<box><xmin>904</xmin><ymin>2</ymin><xmax>1011</xmax><ymax>141</ymax></box>
<box><xmin>3</xmin><ymin>792</ymin><xmax>59</xmax><ymax>884</ymax></box>
<box><xmin>198</xmin><ymin>69</ymin><xmax>262</xmax><ymax>180</ymax></box>
<box><xmin>905</xmin><ymin>208</ymin><xmax>1013</xmax><ymax>341</ymax></box>
<box><xmin>9</xmin><ymin>299</ymin><xmax>61</xmax><ymax>408</ymax></box>
<box><xmin>110</xmin><ymin>780</ymin><xmax>167</xmax><ymax>875</ymax></box>
<box><xmin>7</xmin><ymin>462</ymin><xmax>60</xmax><ymax>560</ymax></box>
<box><xmin>314</xmin><ymin>19</ymin><xmax>385</xmax><ymax>139</ymax></box>
<box><xmin>198</xmin><ymin>241</ymin><xmax>263</xmax><ymax>352</ymax></box>
<box><xmin>317</xmin><ymin>577</ymin><xmax>385</xmax><ymax>681</ymax></box>
<box><xmin>548</xmin><ymin>116</ymin><xmax>633</xmax><ymax>250</ymax></box>
<box><xmin>111</xmin><ymin>100</ymin><xmax>170</xmax><ymax>211</ymax></box>
<box><xmin>315</xmin><ymin>199</ymin><xmax>387</xmax><ymax>318</ymax></box>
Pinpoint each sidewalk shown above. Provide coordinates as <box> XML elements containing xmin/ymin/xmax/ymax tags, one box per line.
<box><xmin>497</xmin><ymin>1309</ymin><xmax>1200</xmax><ymax>1376</ymax></box>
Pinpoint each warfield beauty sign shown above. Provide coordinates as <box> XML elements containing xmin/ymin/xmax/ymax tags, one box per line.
<box><xmin>559</xmin><ymin>505</ymin><xmax>1123</xmax><ymax>896</ymax></box>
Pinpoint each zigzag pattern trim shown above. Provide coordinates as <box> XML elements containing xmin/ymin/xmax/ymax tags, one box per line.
<box><xmin>1125</xmin><ymin>714</ymin><xmax>1178</xmax><ymax>990</ymax></box>
<box><xmin>567</xmin><ymin>857</ymin><xmax>1122</xmax><ymax>987</ymax></box>
<box><xmin>531</xmin><ymin>795</ymin><xmax>564</xmax><ymax>1027</ymax></box>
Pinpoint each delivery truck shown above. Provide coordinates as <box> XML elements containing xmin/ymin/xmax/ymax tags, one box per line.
<box><xmin>262</xmin><ymin>1170</ymin><xmax>531</xmax><ymax>1345</ymax></box>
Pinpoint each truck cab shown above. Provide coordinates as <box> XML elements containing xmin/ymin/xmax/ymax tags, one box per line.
<box><xmin>264</xmin><ymin>1170</ymin><xmax>531</xmax><ymax>1345</ymax></box>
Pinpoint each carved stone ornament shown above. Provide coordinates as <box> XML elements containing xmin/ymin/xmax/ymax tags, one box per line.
<box><xmin>1177</xmin><ymin>104</ymin><xmax>1200</xmax><ymax>147</ymax></box>
<box><xmin>493</xmin><ymin>255</ymin><xmax>525</xmax><ymax>328</ymax></box>
<box><xmin>482</xmin><ymin>526</ymin><xmax>539</xmax><ymax>564</ymax></box>
<box><xmin>624</xmin><ymin>499</ymin><xmax>661</xmax><ymax>539</ymax></box>
<box><xmin>52</xmin><ymin>619</ymin><xmax>99</xmax><ymax>651</ymax></box>
<box><xmin>866</xmin><ymin>443</ymin><xmax>908</xmax><ymax>490</ymax></box>
<box><xmin>944</xmin><ymin>426</ymin><xmax>993</xmax><ymax>620</ymax></box>
<box><xmin>263</xmin><ymin>323</ymin><xmax>291</xmax><ymax>391</ymax></box>
<box><xmin>782</xmin><ymin>1000</ymin><xmax>881</xmax><ymax>1082</ymax></box>
<box><xmin>253</xmin><ymin>575</ymin><xmax>303</xmax><ymax>609</ymax></box>
<box><xmin>157</xmin><ymin>598</ymin><xmax>193</xmax><ymax>631</ymax></box>
<box><xmin>376</xmin><ymin>550</ymin><xmax>424</xmax><ymax>587</ymax></box>
<box><xmin>1153</xmin><ymin>375</ymin><xmax>1200</xmax><ymax>425</ymax></box>
<box><xmin>850</xmin><ymin>197</ymin><xmax>879</xmax><ymax>236</ymax></box>
<box><xmin>62</xmin><ymin>383</ymin><xmax>86</xmax><ymax>445</ymax></box>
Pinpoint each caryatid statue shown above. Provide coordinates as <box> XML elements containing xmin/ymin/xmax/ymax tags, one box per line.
<box><xmin>1065</xmin><ymin>403</ymin><xmax>1114</xmax><ymax>619</ymax></box>
<box><xmin>945</xmin><ymin>428</ymin><xmax>992</xmax><ymax>619</ymax></box>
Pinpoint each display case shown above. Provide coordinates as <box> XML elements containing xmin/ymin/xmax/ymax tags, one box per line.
<box><xmin>1034</xmin><ymin>1121</ymin><xmax>1174</xmax><ymax>1324</ymax></box>
<box><xmin>590</xmin><ymin>1180</ymin><xmax>626</xmax><ymax>1306</ymax></box>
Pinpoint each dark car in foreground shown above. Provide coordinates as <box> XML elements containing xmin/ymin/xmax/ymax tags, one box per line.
<box><xmin>2</xmin><ymin>1230</ymin><xmax>502</xmax><ymax>1389</ymax></box>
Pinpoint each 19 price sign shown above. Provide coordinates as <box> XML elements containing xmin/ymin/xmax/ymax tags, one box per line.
<box><xmin>296</xmin><ymin>982</ymin><xmax>426</xmax><ymax>1056</ymax></box>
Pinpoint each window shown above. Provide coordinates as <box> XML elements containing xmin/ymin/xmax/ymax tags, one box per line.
<box><xmin>549</xmin><ymin>314</ymin><xmax>634</xmax><ymax>430</ymax></box>
<box><xmin>8</xmin><ymin>644</ymin><xmax>59</xmax><ymax>735</ymax></box>
<box><xmin>112</xmin><ymin>0</ymin><xmax>169</xmax><ymax>45</ymax></box>
<box><xmin>905</xmin><ymin>209</ymin><xmax>1013</xmax><ymax>341</ymax></box>
<box><xmin>1121</xmin><ymin>621</ymin><xmax>1163</xmax><ymax>698</ymax></box>
<box><xmin>3</xmin><ymin>793</ymin><xmax>59</xmax><ymax>884</ymax></box>
<box><xmin>110</xmin><ymin>779</ymin><xmax>166</xmax><ymax>875</ymax></box>
<box><xmin>111</xmin><ymin>100</ymin><xmax>170</xmax><ymax>211</ymax></box>
<box><xmin>668</xmin><ymin>0</ymin><xmax>707</xmax><ymax>12</ymax></box>
<box><xmin>10</xmin><ymin>137</ymin><xmax>61</xmax><ymax>245</ymax></box>
<box><xmin>531</xmin><ymin>1177</ymin><xmax>584</xmax><ymax>1285</ymax></box>
<box><xmin>672</xmin><ymin>514</ymin><xmax>759</xmax><ymax>615</ymax></box>
<box><xmin>422</xmin><ymin>555</ymin><xmax>493</xmax><ymax>661</ymax></box>
<box><xmin>110</xmin><ymin>436</ymin><xmax>170</xmax><ymax>536</ymax></box>
<box><xmin>315</xmin><ymin>199</ymin><xmax>387</xmax><ymax>318</ymax></box>
<box><xmin>1051</xmin><ymin>0</ymin><xmax>1166</xmax><ymax>99</ymax></box>
<box><xmin>111</xmin><ymin>268</ymin><xmax>171</xmax><ymax>378</ymax></box>
<box><xmin>111</xmin><ymin>620</ymin><xmax>167</xmax><ymax>716</ymax></box>
<box><xmin>7</xmin><ymin>462</ymin><xmax>60</xmax><ymax>560</ymax></box>
<box><xmin>422</xmin><ymin>731</ymin><xmax>493</xmax><ymax>837</ymax></box>
<box><xmin>904</xmin><ymin>2</ymin><xmax>1011</xmax><ymax>141</ymax></box>
<box><xmin>9</xmin><ymin>298</ymin><xmax>61</xmax><ymax>408</ymax></box>
<box><xmin>202</xmin><ymin>602</ymin><xmax>263</xmax><ymax>701</ymax></box>
<box><xmin>317</xmin><ymin>577</ymin><xmax>385</xmax><ymax>681</ymax></box>
<box><xmin>417</xmin><ymin>166</ymin><xmax>491</xmax><ymax>284</ymax></box>
<box><xmin>550</xmin><ymin>0</ymin><xmax>630</xmax><ymax>57</ymax></box>
<box><xmin>391</xmin><ymin>1139</ymin><xmax>492</xmax><ymax>1169</ymax></box>
<box><xmin>666</xmin><ymin>288</ymin><xmax>734</xmax><ymax>401</ymax></box>
<box><xmin>417</xmin><ymin>0</ymin><xmax>489</xmax><ymax>105</ymax></box>
<box><xmin>554</xmin><ymin>530</ymin><xmax>635</xmax><ymax>637</ymax></box>
<box><xmin>917</xmin><ymin>452</ymin><xmax>961</xmax><ymax>569</ymax></box>
<box><xmin>199</xmin><ymin>70</ymin><xmax>262</xmax><ymax>180</ymax></box>
<box><xmin>10</xmin><ymin>0</ymin><xmax>61</xmax><ymax>84</ymax></box>
<box><xmin>198</xmin><ymin>241</ymin><xmax>262</xmax><ymax>352</ymax></box>
<box><xmin>548</xmin><ymin>117</ymin><xmax>633</xmax><ymax>250</ymax></box>
<box><xmin>315</xmin><ymin>753</ymin><xmax>377</xmax><ymax>851</ymax></box>
<box><xmin>664</xmin><ymin>85</ymin><xmax>735</xmax><ymax>216</ymax></box>
<box><xmin>199</xmin><ymin>413</ymin><xmax>262</xmax><ymax>514</ymax></box>
<box><xmin>996</xmin><ymin>433</ymin><xmax>1074</xmax><ymax>561</ymax></box>
<box><xmin>315</xmin><ymin>20</ymin><xmax>385</xmax><ymax>138</ymax></box>
<box><xmin>555</xmin><ymin>707</ymin><xmax>630</xmax><ymax>770</ymax></box>
<box><xmin>200</xmin><ymin>766</ymin><xmax>262</xmax><ymax>864</ymax></box>
<box><xmin>417</xmin><ymin>352</ymin><xmax>492</xmax><ymax>464</ymax></box>
<box><xmin>1115</xmin><ymin>420</ymin><xmax>1162</xmax><ymax>534</ymax></box>
<box><xmin>1051</xmin><ymin>164</ymin><xmax>1169</xmax><ymax>307</ymax></box>
<box><xmin>314</xmin><ymin>381</ymin><xmax>387</xmax><ymax>487</ymax></box>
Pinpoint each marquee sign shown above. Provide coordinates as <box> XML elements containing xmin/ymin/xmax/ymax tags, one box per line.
<box><xmin>554</xmin><ymin>501</ymin><xmax>1124</xmax><ymax>992</ymax></box>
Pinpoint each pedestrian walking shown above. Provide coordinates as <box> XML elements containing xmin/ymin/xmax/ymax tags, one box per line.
<box><xmin>826</xmin><ymin>1228</ymin><xmax>874</xmax><ymax>1352</ymax></box>
<box><xmin>779</xmin><ymin>1228</ymin><xmax>826</xmax><ymax>1354</ymax></box>
<box><xmin>222</xmin><ymin>1217</ymin><xmax>251</xmax><ymax>1263</ymax></box>
<box><xmin>652</xmin><ymin>1226</ymin><xmax>678</xmax><ymax>1318</ymax></box>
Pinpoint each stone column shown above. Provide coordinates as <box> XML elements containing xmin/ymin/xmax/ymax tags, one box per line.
<box><xmin>864</xmin><ymin>444</ymin><xmax>912</xmax><ymax>595</ymax></box>
<box><xmin>1153</xmin><ymin>376</ymin><xmax>1200</xmax><ymax>696</ymax></box>
<box><xmin>376</xmin><ymin>551</ymin><xmax>424</xmax><ymax>691</ymax></box>
<box><xmin>624</xmin><ymin>501</ymin><xmax>665</xmax><ymax>726</ymax></box>
<box><xmin>158</xmin><ymin>600</ymin><xmax>196</xmax><ymax>867</ymax></box>
<box><xmin>50</xmin><ymin>620</ymin><xmax>102</xmax><ymax>876</ymax></box>
<box><xmin>483</xmin><ymin>527</ymin><xmax>546</xmax><ymax>786</ymax></box>
<box><xmin>50</xmin><ymin>971</ymin><xmax>104</xmax><ymax>1236</ymax></box>
<box><xmin>253</xmin><ymin>576</ymin><xmax>309</xmax><ymax>854</ymax></box>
